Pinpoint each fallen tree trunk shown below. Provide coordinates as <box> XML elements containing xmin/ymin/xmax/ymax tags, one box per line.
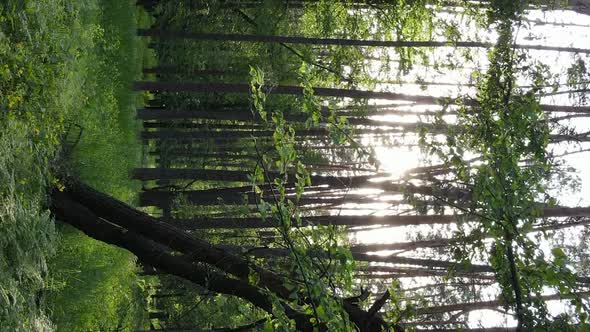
<box><xmin>51</xmin><ymin>179</ymin><xmax>400</xmax><ymax>331</ymax></box>
<box><xmin>50</xmin><ymin>191</ymin><xmax>315</xmax><ymax>331</ymax></box>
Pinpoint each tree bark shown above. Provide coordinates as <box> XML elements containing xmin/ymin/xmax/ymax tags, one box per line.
<box><xmin>134</xmin><ymin>81</ymin><xmax>590</xmax><ymax>115</ymax></box>
<box><xmin>139</xmin><ymin>127</ymin><xmax>412</xmax><ymax>140</ymax></box>
<box><xmin>415</xmin><ymin>291</ymin><xmax>590</xmax><ymax>315</ymax></box>
<box><xmin>223</xmin><ymin>246</ymin><xmax>493</xmax><ymax>274</ymax></box>
<box><xmin>138</xmin><ymin>189</ymin><xmax>398</xmax><ymax>208</ymax></box>
<box><xmin>137</xmin><ymin>107</ymin><xmax>436</xmax><ymax>129</ymax></box>
<box><xmin>167</xmin><ymin>214</ymin><xmax>459</xmax><ymax>229</ymax></box>
<box><xmin>136</xmin><ymin>29</ymin><xmax>590</xmax><ymax>54</ymax></box>
<box><xmin>348</xmin><ymin>217</ymin><xmax>590</xmax><ymax>251</ymax></box>
<box><xmin>133</xmin><ymin>81</ymin><xmax>469</xmax><ymax>105</ymax></box>
<box><xmin>159</xmin><ymin>207</ymin><xmax>590</xmax><ymax>229</ymax></box>
<box><xmin>357</xmin><ymin>266</ymin><xmax>496</xmax><ymax>280</ymax></box>
<box><xmin>130</xmin><ymin>168</ymin><xmax>449</xmax><ymax>197</ymax></box>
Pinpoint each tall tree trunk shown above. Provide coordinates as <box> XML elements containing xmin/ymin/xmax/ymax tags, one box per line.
<box><xmin>357</xmin><ymin>266</ymin><xmax>496</xmax><ymax>280</ymax></box>
<box><xmin>133</xmin><ymin>81</ymin><xmax>468</xmax><ymax>105</ymax></box>
<box><xmin>130</xmin><ymin>168</ymin><xmax>443</xmax><ymax>195</ymax></box>
<box><xmin>136</xmin><ymin>29</ymin><xmax>590</xmax><ymax>54</ymax></box>
<box><xmin>165</xmin><ymin>207</ymin><xmax>590</xmax><ymax>231</ymax></box>
<box><xmin>140</xmin><ymin>127</ymin><xmax>419</xmax><ymax>140</ymax></box>
<box><xmin>349</xmin><ymin>217</ymin><xmax>590</xmax><ymax>252</ymax></box>
<box><xmin>142</xmin><ymin>122</ymin><xmax>263</xmax><ymax>130</ymax></box>
<box><xmin>131</xmin><ymin>169</ymin><xmax>464</xmax><ymax>202</ymax></box>
<box><xmin>414</xmin><ymin>291</ymin><xmax>590</xmax><ymax>315</ymax></box>
<box><xmin>224</xmin><ymin>246</ymin><xmax>493</xmax><ymax>273</ymax></box>
<box><xmin>137</xmin><ymin>108</ymin><xmax>430</xmax><ymax>127</ymax></box>
<box><xmin>167</xmin><ymin>214</ymin><xmax>459</xmax><ymax>229</ymax></box>
<box><xmin>139</xmin><ymin>189</ymin><xmax>395</xmax><ymax>208</ymax></box>
<box><xmin>133</xmin><ymin>81</ymin><xmax>590</xmax><ymax>114</ymax></box>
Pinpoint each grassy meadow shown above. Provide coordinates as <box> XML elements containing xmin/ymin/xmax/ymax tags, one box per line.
<box><xmin>0</xmin><ymin>0</ymin><xmax>153</xmax><ymax>330</ymax></box>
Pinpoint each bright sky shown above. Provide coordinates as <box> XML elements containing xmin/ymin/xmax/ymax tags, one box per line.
<box><xmin>344</xmin><ymin>7</ymin><xmax>590</xmax><ymax>328</ymax></box>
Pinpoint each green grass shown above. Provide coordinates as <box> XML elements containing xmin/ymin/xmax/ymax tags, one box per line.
<box><xmin>47</xmin><ymin>227</ymin><xmax>146</xmax><ymax>332</ymax></box>
<box><xmin>0</xmin><ymin>121</ymin><xmax>56</xmax><ymax>331</ymax></box>
<box><xmin>0</xmin><ymin>0</ymin><xmax>153</xmax><ymax>330</ymax></box>
<box><xmin>66</xmin><ymin>0</ymin><xmax>143</xmax><ymax>199</ymax></box>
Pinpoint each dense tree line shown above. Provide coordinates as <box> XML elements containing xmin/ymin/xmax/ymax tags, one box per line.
<box><xmin>47</xmin><ymin>0</ymin><xmax>590</xmax><ymax>330</ymax></box>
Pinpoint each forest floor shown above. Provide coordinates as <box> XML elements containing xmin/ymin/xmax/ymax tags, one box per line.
<box><xmin>0</xmin><ymin>0</ymin><xmax>154</xmax><ymax>330</ymax></box>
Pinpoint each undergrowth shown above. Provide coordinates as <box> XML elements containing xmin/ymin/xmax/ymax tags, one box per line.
<box><xmin>0</xmin><ymin>0</ymin><xmax>151</xmax><ymax>330</ymax></box>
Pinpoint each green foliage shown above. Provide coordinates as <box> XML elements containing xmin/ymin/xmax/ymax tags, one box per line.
<box><xmin>566</xmin><ymin>57</ymin><xmax>589</xmax><ymax>105</ymax></box>
<box><xmin>456</xmin><ymin>25</ymin><xmax>581</xmax><ymax>328</ymax></box>
<box><xmin>298</xmin><ymin>0</ymin><xmax>371</xmax><ymax>84</ymax></box>
<box><xmin>249</xmin><ymin>67</ymin><xmax>356</xmax><ymax>330</ymax></box>
<box><xmin>373</xmin><ymin>0</ymin><xmax>437</xmax><ymax>74</ymax></box>
<box><xmin>419</xmin><ymin>19</ymin><xmax>588</xmax><ymax>329</ymax></box>
<box><xmin>145</xmin><ymin>275</ymin><xmax>265</xmax><ymax>330</ymax></box>
<box><xmin>383</xmin><ymin>280</ymin><xmax>419</xmax><ymax>325</ymax></box>
<box><xmin>47</xmin><ymin>225</ymin><xmax>143</xmax><ymax>332</ymax></box>
<box><xmin>487</xmin><ymin>0</ymin><xmax>527</xmax><ymax>22</ymax></box>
